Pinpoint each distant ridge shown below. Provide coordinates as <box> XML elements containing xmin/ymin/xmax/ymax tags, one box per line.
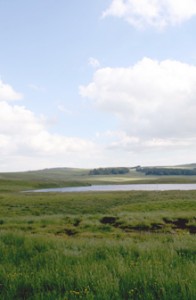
<box><xmin>175</xmin><ymin>163</ymin><xmax>196</xmax><ymax>168</ymax></box>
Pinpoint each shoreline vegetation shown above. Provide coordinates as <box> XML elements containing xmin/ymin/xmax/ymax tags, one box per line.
<box><xmin>0</xmin><ymin>165</ymin><xmax>195</xmax><ymax>299</ymax></box>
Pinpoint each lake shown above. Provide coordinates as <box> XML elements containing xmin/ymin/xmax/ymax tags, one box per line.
<box><xmin>31</xmin><ymin>183</ymin><xmax>196</xmax><ymax>193</ymax></box>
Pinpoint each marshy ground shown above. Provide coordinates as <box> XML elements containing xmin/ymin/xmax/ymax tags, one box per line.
<box><xmin>0</xmin><ymin>170</ymin><xmax>195</xmax><ymax>299</ymax></box>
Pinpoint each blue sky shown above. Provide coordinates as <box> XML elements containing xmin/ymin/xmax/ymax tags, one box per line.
<box><xmin>1</xmin><ymin>0</ymin><xmax>196</xmax><ymax>171</ymax></box>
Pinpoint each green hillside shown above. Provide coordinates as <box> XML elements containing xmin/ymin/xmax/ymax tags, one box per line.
<box><xmin>0</xmin><ymin>165</ymin><xmax>195</xmax><ymax>299</ymax></box>
<box><xmin>1</xmin><ymin>164</ymin><xmax>196</xmax><ymax>192</ymax></box>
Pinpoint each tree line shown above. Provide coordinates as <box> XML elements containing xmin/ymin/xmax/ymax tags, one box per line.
<box><xmin>136</xmin><ymin>166</ymin><xmax>196</xmax><ymax>176</ymax></box>
<box><xmin>89</xmin><ymin>167</ymin><xmax>130</xmax><ymax>175</ymax></box>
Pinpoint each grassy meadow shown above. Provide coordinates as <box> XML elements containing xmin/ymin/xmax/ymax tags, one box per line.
<box><xmin>0</xmin><ymin>168</ymin><xmax>196</xmax><ymax>299</ymax></box>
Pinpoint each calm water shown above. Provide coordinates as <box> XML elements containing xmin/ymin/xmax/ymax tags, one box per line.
<box><xmin>31</xmin><ymin>183</ymin><xmax>196</xmax><ymax>193</ymax></box>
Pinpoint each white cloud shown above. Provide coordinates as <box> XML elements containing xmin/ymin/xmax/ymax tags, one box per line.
<box><xmin>0</xmin><ymin>79</ymin><xmax>96</xmax><ymax>171</ymax></box>
<box><xmin>0</xmin><ymin>80</ymin><xmax>23</xmax><ymax>101</ymax></box>
<box><xmin>0</xmin><ymin>100</ymin><xmax>94</xmax><ymax>154</ymax></box>
<box><xmin>28</xmin><ymin>83</ymin><xmax>45</xmax><ymax>92</ymax></box>
<box><xmin>57</xmin><ymin>104</ymin><xmax>73</xmax><ymax>115</ymax></box>
<box><xmin>88</xmin><ymin>57</ymin><xmax>100</xmax><ymax>68</ymax></box>
<box><xmin>2</xmin><ymin>69</ymin><xmax>196</xmax><ymax>171</ymax></box>
<box><xmin>95</xmin><ymin>130</ymin><xmax>139</xmax><ymax>149</ymax></box>
<box><xmin>102</xmin><ymin>0</ymin><xmax>196</xmax><ymax>29</ymax></box>
<box><xmin>80</xmin><ymin>57</ymin><xmax>196</xmax><ymax>154</ymax></box>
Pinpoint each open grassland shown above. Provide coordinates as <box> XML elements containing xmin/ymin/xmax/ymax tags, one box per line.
<box><xmin>0</xmin><ymin>182</ymin><xmax>195</xmax><ymax>299</ymax></box>
<box><xmin>2</xmin><ymin>166</ymin><xmax>196</xmax><ymax>193</ymax></box>
<box><xmin>0</xmin><ymin>232</ymin><xmax>195</xmax><ymax>300</ymax></box>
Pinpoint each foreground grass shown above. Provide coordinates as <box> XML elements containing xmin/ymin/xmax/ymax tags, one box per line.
<box><xmin>0</xmin><ymin>232</ymin><xmax>195</xmax><ymax>300</ymax></box>
<box><xmin>0</xmin><ymin>189</ymin><xmax>195</xmax><ymax>299</ymax></box>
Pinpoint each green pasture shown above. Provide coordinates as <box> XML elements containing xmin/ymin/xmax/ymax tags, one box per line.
<box><xmin>0</xmin><ymin>171</ymin><xmax>195</xmax><ymax>299</ymax></box>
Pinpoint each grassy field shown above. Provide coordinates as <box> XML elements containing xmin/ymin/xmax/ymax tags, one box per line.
<box><xmin>0</xmin><ymin>167</ymin><xmax>196</xmax><ymax>299</ymax></box>
<box><xmin>0</xmin><ymin>171</ymin><xmax>195</xmax><ymax>300</ymax></box>
<box><xmin>2</xmin><ymin>166</ymin><xmax>196</xmax><ymax>193</ymax></box>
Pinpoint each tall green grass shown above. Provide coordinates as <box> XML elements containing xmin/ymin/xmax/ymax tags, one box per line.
<box><xmin>0</xmin><ymin>189</ymin><xmax>195</xmax><ymax>299</ymax></box>
<box><xmin>0</xmin><ymin>232</ymin><xmax>195</xmax><ymax>300</ymax></box>
<box><xmin>0</xmin><ymin>190</ymin><xmax>195</xmax><ymax>236</ymax></box>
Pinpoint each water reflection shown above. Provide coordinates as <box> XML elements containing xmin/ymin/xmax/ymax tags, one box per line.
<box><xmin>31</xmin><ymin>183</ymin><xmax>196</xmax><ymax>193</ymax></box>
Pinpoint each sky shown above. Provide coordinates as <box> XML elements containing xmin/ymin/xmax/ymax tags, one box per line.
<box><xmin>1</xmin><ymin>0</ymin><xmax>196</xmax><ymax>171</ymax></box>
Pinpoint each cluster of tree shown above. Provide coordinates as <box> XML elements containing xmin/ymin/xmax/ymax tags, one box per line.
<box><xmin>89</xmin><ymin>167</ymin><xmax>130</xmax><ymax>175</ymax></box>
<box><xmin>136</xmin><ymin>166</ymin><xmax>196</xmax><ymax>176</ymax></box>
